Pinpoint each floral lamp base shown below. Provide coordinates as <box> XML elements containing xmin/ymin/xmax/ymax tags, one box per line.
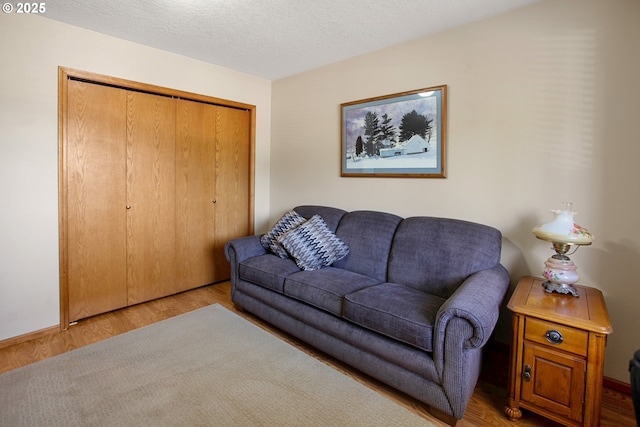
<box><xmin>542</xmin><ymin>255</ymin><xmax>580</xmax><ymax>297</ymax></box>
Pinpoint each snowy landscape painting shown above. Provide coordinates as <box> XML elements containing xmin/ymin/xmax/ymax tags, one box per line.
<box><xmin>341</xmin><ymin>85</ymin><xmax>447</xmax><ymax>177</ymax></box>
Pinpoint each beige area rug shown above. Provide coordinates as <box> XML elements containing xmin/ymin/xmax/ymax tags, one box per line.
<box><xmin>0</xmin><ymin>304</ymin><xmax>437</xmax><ymax>426</ymax></box>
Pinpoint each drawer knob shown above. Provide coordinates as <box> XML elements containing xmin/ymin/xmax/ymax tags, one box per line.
<box><xmin>546</xmin><ymin>329</ymin><xmax>564</xmax><ymax>344</ymax></box>
<box><xmin>523</xmin><ymin>364</ymin><xmax>531</xmax><ymax>382</ymax></box>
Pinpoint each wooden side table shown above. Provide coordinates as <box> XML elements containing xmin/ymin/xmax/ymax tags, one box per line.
<box><xmin>504</xmin><ymin>276</ymin><xmax>613</xmax><ymax>427</ymax></box>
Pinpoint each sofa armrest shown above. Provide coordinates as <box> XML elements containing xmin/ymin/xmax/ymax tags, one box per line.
<box><xmin>434</xmin><ymin>264</ymin><xmax>510</xmax><ymax>352</ymax></box>
<box><xmin>225</xmin><ymin>236</ymin><xmax>267</xmax><ymax>298</ymax></box>
<box><xmin>225</xmin><ymin>235</ymin><xmax>267</xmax><ymax>264</ymax></box>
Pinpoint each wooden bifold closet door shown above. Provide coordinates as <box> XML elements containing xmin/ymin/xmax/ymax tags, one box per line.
<box><xmin>61</xmin><ymin>69</ymin><xmax>253</xmax><ymax>324</ymax></box>
<box><xmin>126</xmin><ymin>90</ymin><xmax>177</xmax><ymax>306</ymax></box>
<box><xmin>66</xmin><ymin>80</ymin><xmax>129</xmax><ymax>320</ymax></box>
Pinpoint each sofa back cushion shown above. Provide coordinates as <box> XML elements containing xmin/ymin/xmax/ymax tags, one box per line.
<box><xmin>388</xmin><ymin>217</ymin><xmax>502</xmax><ymax>299</ymax></box>
<box><xmin>332</xmin><ymin>211</ymin><xmax>402</xmax><ymax>282</ymax></box>
<box><xmin>294</xmin><ymin>205</ymin><xmax>347</xmax><ymax>232</ymax></box>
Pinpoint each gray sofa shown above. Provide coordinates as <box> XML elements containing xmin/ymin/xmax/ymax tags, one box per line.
<box><xmin>224</xmin><ymin>206</ymin><xmax>509</xmax><ymax>425</ymax></box>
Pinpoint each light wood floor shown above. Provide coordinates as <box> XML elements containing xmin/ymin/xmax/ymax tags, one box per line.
<box><xmin>0</xmin><ymin>282</ymin><xmax>635</xmax><ymax>427</ymax></box>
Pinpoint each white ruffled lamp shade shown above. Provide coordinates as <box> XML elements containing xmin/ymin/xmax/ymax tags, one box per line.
<box><xmin>532</xmin><ymin>202</ymin><xmax>594</xmax><ymax>245</ymax></box>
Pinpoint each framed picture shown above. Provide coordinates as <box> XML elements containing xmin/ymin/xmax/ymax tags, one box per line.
<box><xmin>340</xmin><ymin>85</ymin><xmax>447</xmax><ymax>178</ymax></box>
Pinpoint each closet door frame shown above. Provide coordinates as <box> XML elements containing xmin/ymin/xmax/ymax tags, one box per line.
<box><xmin>58</xmin><ymin>66</ymin><xmax>255</xmax><ymax>329</ymax></box>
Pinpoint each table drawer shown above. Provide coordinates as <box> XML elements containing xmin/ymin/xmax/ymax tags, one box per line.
<box><xmin>524</xmin><ymin>317</ymin><xmax>588</xmax><ymax>357</ymax></box>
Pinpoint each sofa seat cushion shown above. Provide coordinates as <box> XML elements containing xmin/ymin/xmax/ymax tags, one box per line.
<box><xmin>239</xmin><ymin>254</ymin><xmax>301</xmax><ymax>293</ymax></box>
<box><xmin>284</xmin><ymin>267</ymin><xmax>381</xmax><ymax>316</ymax></box>
<box><xmin>344</xmin><ymin>283</ymin><xmax>447</xmax><ymax>352</ymax></box>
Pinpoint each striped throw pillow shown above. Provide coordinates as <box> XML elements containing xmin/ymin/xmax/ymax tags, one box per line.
<box><xmin>260</xmin><ymin>210</ymin><xmax>308</xmax><ymax>258</ymax></box>
<box><xmin>277</xmin><ymin>215</ymin><xmax>349</xmax><ymax>271</ymax></box>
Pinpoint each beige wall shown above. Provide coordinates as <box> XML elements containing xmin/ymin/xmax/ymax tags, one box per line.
<box><xmin>271</xmin><ymin>0</ymin><xmax>640</xmax><ymax>383</ymax></box>
<box><xmin>0</xmin><ymin>14</ymin><xmax>271</xmax><ymax>341</ymax></box>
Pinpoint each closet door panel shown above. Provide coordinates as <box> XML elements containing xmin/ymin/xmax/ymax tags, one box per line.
<box><xmin>175</xmin><ymin>99</ymin><xmax>217</xmax><ymax>290</ymax></box>
<box><xmin>66</xmin><ymin>81</ymin><xmax>127</xmax><ymax>321</ymax></box>
<box><xmin>214</xmin><ymin>107</ymin><xmax>251</xmax><ymax>280</ymax></box>
<box><xmin>126</xmin><ymin>92</ymin><xmax>177</xmax><ymax>305</ymax></box>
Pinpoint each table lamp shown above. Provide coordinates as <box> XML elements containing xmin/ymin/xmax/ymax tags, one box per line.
<box><xmin>532</xmin><ymin>202</ymin><xmax>594</xmax><ymax>297</ymax></box>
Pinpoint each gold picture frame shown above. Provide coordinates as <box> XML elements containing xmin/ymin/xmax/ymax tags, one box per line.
<box><xmin>341</xmin><ymin>85</ymin><xmax>447</xmax><ymax>178</ymax></box>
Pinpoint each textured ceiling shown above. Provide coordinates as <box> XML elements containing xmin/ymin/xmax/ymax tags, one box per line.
<box><xmin>43</xmin><ymin>0</ymin><xmax>539</xmax><ymax>80</ymax></box>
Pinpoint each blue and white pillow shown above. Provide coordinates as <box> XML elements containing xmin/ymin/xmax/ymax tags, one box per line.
<box><xmin>260</xmin><ymin>210</ymin><xmax>308</xmax><ymax>258</ymax></box>
<box><xmin>277</xmin><ymin>215</ymin><xmax>349</xmax><ymax>271</ymax></box>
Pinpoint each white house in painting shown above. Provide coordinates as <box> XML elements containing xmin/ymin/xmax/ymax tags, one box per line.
<box><xmin>379</xmin><ymin>134</ymin><xmax>430</xmax><ymax>158</ymax></box>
